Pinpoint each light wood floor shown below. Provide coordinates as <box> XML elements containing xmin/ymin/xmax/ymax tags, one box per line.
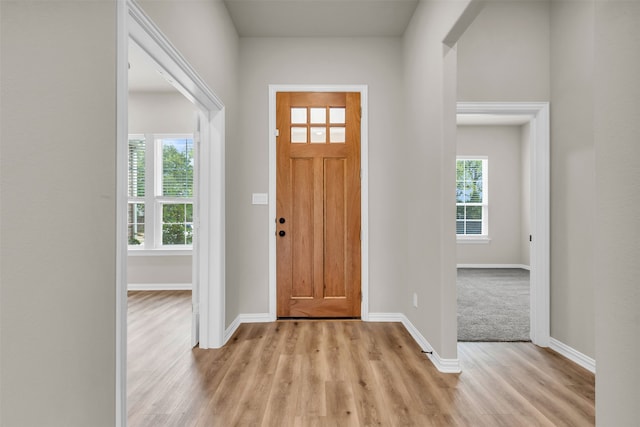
<box><xmin>127</xmin><ymin>291</ymin><xmax>595</xmax><ymax>426</ymax></box>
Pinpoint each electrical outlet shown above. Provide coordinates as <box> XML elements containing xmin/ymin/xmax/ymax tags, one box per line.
<box><xmin>413</xmin><ymin>293</ymin><xmax>418</xmax><ymax>308</ymax></box>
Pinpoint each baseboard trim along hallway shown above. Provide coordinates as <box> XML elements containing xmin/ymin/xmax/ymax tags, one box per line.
<box><xmin>128</xmin><ymin>283</ymin><xmax>192</xmax><ymax>291</ymax></box>
<box><xmin>369</xmin><ymin>313</ymin><xmax>462</xmax><ymax>373</ymax></box>
<box><xmin>550</xmin><ymin>337</ymin><xmax>596</xmax><ymax>373</ymax></box>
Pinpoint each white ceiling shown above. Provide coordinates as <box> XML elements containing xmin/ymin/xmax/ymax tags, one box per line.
<box><xmin>128</xmin><ymin>42</ymin><xmax>176</xmax><ymax>93</ymax></box>
<box><xmin>223</xmin><ymin>0</ymin><xmax>420</xmax><ymax>37</ymax></box>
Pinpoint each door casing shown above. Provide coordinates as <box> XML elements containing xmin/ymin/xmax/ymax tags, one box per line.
<box><xmin>268</xmin><ymin>85</ymin><xmax>370</xmax><ymax>321</ymax></box>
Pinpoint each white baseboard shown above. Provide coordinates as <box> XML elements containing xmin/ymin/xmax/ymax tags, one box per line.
<box><xmin>457</xmin><ymin>264</ymin><xmax>530</xmax><ymax>270</ymax></box>
<box><xmin>224</xmin><ymin>313</ymin><xmax>272</xmax><ymax>344</ymax></box>
<box><xmin>128</xmin><ymin>283</ymin><xmax>192</xmax><ymax>291</ymax></box>
<box><xmin>368</xmin><ymin>313</ymin><xmax>462</xmax><ymax>374</ymax></box>
<box><xmin>367</xmin><ymin>312</ymin><xmax>405</xmax><ymax>322</ymax></box>
<box><xmin>549</xmin><ymin>337</ymin><xmax>596</xmax><ymax>373</ymax></box>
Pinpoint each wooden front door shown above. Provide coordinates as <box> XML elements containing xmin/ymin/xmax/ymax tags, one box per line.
<box><xmin>276</xmin><ymin>92</ymin><xmax>361</xmax><ymax>318</ymax></box>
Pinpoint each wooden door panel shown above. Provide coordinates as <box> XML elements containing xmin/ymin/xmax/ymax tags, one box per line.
<box><xmin>291</xmin><ymin>158</ymin><xmax>314</xmax><ymax>299</ymax></box>
<box><xmin>277</xmin><ymin>91</ymin><xmax>361</xmax><ymax>318</ymax></box>
<box><xmin>324</xmin><ymin>158</ymin><xmax>347</xmax><ymax>299</ymax></box>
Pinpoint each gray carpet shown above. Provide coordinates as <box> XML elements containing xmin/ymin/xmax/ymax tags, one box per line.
<box><xmin>457</xmin><ymin>268</ymin><xmax>530</xmax><ymax>342</ymax></box>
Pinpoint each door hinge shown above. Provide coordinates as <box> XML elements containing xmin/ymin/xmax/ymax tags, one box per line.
<box><xmin>529</xmin><ymin>235</ymin><xmax>532</xmax><ymax>242</ymax></box>
<box><xmin>275</xmin><ymin>129</ymin><xmax>280</xmax><ymax>137</ymax></box>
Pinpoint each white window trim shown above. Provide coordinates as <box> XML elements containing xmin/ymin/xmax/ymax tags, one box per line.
<box><xmin>127</xmin><ymin>247</ymin><xmax>192</xmax><ymax>256</ymax></box>
<box><xmin>457</xmin><ymin>236</ymin><xmax>491</xmax><ymax>244</ymax></box>
<box><xmin>456</xmin><ymin>156</ymin><xmax>488</xmax><ymax>240</ymax></box>
<box><xmin>128</xmin><ymin>132</ymin><xmax>194</xmax><ymax>252</ymax></box>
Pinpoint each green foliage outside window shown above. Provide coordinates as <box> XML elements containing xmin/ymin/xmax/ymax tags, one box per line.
<box><xmin>127</xmin><ymin>135</ymin><xmax>195</xmax><ymax>247</ymax></box>
<box><xmin>161</xmin><ymin>138</ymin><xmax>194</xmax><ymax>246</ymax></box>
<box><xmin>162</xmin><ymin>203</ymin><xmax>193</xmax><ymax>245</ymax></box>
<box><xmin>456</xmin><ymin>159</ymin><xmax>485</xmax><ymax>235</ymax></box>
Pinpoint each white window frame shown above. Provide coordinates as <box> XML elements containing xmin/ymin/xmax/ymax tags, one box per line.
<box><xmin>456</xmin><ymin>156</ymin><xmax>489</xmax><ymax>242</ymax></box>
<box><xmin>128</xmin><ymin>132</ymin><xmax>194</xmax><ymax>254</ymax></box>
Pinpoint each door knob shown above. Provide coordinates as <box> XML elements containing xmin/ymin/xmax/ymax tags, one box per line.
<box><xmin>279</xmin><ymin>217</ymin><xmax>286</xmax><ymax>224</ymax></box>
<box><xmin>279</xmin><ymin>230</ymin><xmax>286</xmax><ymax>237</ymax></box>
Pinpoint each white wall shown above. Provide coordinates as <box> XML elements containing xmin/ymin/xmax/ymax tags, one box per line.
<box><xmin>127</xmin><ymin>91</ymin><xmax>196</xmax><ymax>287</ymax></box>
<box><xmin>593</xmin><ymin>1</ymin><xmax>640</xmax><ymax>424</ymax></box>
<box><xmin>137</xmin><ymin>0</ymin><xmax>240</xmax><ymax>318</ymax></box>
<box><xmin>456</xmin><ymin>125</ymin><xmax>529</xmax><ymax>266</ymax></box>
<box><xmin>0</xmin><ymin>1</ymin><xmax>239</xmax><ymax>424</ymax></box>
<box><xmin>128</xmin><ymin>91</ymin><xmax>197</xmax><ymax>134</ymax></box>
<box><xmin>403</xmin><ymin>0</ymin><xmax>472</xmax><ymax>360</ymax></box>
<box><xmin>137</xmin><ymin>0</ymin><xmax>239</xmax><ymax>108</ymax></box>
<box><xmin>458</xmin><ymin>2</ymin><xmax>640</xmax><ymax>422</ymax></box>
<box><xmin>0</xmin><ymin>1</ymin><xmax>116</xmax><ymax>425</ymax></box>
<box><xmin>235</xmin><ymin>37</ymin><xmax>407</xmax><ymax>324</ymax></box>
<box><xmin>550</xmin><ymin>0</ymin><xmax>595</xmax><ymax>360</ymax></box>
<box><xmin>457</xmin><ymin>0</ymin><xmax>550</xmax><ymax>102</ymax></box>
<box><xmin>457</xmin><ymin>0</ymin><xmax>597</xmax><ymax>360</ymax></box>
<box><xmin>127</xmin><ymin>255</ymin><xmax>192</xmax><ymax>286</ymax></box>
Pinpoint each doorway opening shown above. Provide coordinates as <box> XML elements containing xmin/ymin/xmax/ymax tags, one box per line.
<box><xmin>455</xmin><ymin>102</ymin><xmax>550</xmax><ymax>347</ymax></box>
<box><xmin>116</xmin><ymin>1</ymin><xmax>226</xmax><ymax>424</ymax></box>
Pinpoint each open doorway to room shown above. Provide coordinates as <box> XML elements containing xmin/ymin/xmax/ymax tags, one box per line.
<box><xmin>126</xmin><ymin>39</ymin><xmax>198</xmax><ymax>419</ymax></box>
<box><xmin>127</xmin><ymin>40</ymin><xmax>197</xmax><ymax>291</ymax></box>
<box><xmin>116</xmin><ymin>1</ymin><xmax>227</xmax><ymax>424</ymax></box>
<box><xmin>455</xmin><ymin>103</ymin><xmax>550</xmax><ymax>346</ymax></box>
<box><xmin>455</xmin><ymin>117</ymin><xmax>531</xmax><ymax>341</ymax></box>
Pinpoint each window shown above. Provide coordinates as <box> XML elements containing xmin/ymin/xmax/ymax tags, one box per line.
<box><xmin>128</xmin><ymin>134</ymin><xmax>194</xmax><ymax>250</ymax></box>
<box><xmin>456</xmin><ymin>158</ymin><xmax>488</xmax><ymax>237</ymax></box>
<box><xmin>128</xmin><ymin>137</ymin><xmax>146</xmax><ymax>245</ymax></box>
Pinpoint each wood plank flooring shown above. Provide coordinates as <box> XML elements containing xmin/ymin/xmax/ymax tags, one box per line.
<box><xmin>127</xmin><ymin>291</ymin><xmax>595</xmax><ymax>426</ymax></box>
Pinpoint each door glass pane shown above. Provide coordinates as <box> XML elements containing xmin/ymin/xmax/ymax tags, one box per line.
<box><xmin>330</xmin><ymin>108</ymin><xmax>345</xmax><ymax>124</ymax></box>
<box><xmin>291</xmin><ymin>108</ymin><xmax>307</xmax><ymax>124</ymax></box>
<box><xmin>291</xmin><ymin>127</ymin><xmax>307</xmax><ymax>143</ymax></box>
<box><xmin>310</xmin><ymin>127</ymin><xmax>326</xmax><ymax>143</ymax></box>
<box><xmin>310</xmin><ymin>108</ymin><xmax>326</xmax><ymax>124</ymax></box>
<box><xmin>330</xmin><ymin>127</ymin><xmax>346</xmax><ymax>143</ymax></box>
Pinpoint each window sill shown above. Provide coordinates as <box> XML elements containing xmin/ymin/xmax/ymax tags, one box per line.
<box><xmin>127</xmin><ymin>247</ymin><xmax>193</xmax><ymax>256</ymax></box>
<box><xmin>457</xmin><ymin>236</ymin><xmax>491</xmax><ymax>245</ymax></box>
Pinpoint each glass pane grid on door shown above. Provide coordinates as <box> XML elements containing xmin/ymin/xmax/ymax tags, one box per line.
<box><xmin>290</xmin><ymin>106</ymin><xmax>346</xmax><ymax>144</ymax></box>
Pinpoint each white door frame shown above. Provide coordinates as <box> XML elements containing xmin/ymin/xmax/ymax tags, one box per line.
<box><xmin>116</xmin><ymin>1</ymin><xmax>226</xmax><ymax>424</ymax></box>
<box><xmin>268</xmin><ymin>85</ymin><xmax>370</xmax><ymax>321</ymax></box>
<box><xmin>456</xmin><ymin>102</ymin><xmax>550</xmax><ymax>347</ymax></box>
